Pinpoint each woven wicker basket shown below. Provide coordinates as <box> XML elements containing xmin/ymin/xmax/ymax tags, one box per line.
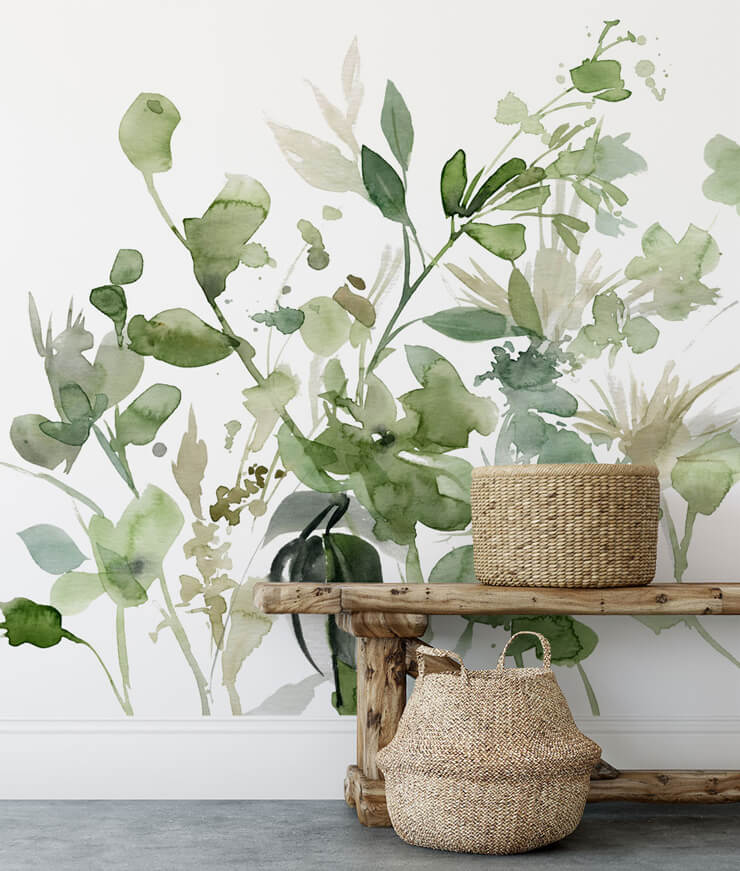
<box><xmin>471</xmin><ymin>463</ymin><xmax>660</xmax><ymax>587</ymax></box>
<box><xmin>377</xmin><ymin>633</ymin><xmax>601</xmax><ymax>855</ymax></box>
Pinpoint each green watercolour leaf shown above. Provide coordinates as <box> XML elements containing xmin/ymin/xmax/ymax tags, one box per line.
<box><xmin>243</xmin><ymin>369</ymin><xmax>299</xmax><ymax>452</ymax></box>
<box><xmin>12</xmin><ymin>414</ymin><xmax>81</xmax><ymax>469</ymax></box>
<box><xmin>570</xmin><ymin>59</ymin><xmax>625</xmax><ymax>94</ymax></box>
<box><xmin>127</xmin><ymin>308</ymin><xmax>235</xmax><ymax>366</ymax></box>
<box><xmin>331</xmin><ymin>657</ymin><xmax>357</xmax><ymax>715</ymax></box>
<box><xmin>90</xmin><ymin>285</ymin><xmax>127</xmax><ymax>346</ymax></box>
<box><xmin>553</xmin><ymin>220</ymin><xmax>580</xmax><ymax>254</ymax></box>
<box><xmin>361</xmin><ymin>146</ymin><xmax>409</xmax><ymax>224</ymax></box>
<box><xmin>119</xmin><ymin>92</ymin><xmax>180</xmax><ymax>177</ymax></box>
<box><xmin>59</xmin><ymin>383</ymin><xmax>93</xmax><ymax>422</ymax></box>
<box><xmin>599</xmin><ymin>179</ymin><xmax>628</xmax><ymax>207</ymax></box>
<box><xmin>400</xmin><ymin>353</ymin><xmax>497</xmax><ymax>450</ymax></box>
<box><xmin>555</xmin><ymin>213</ymin><xmax>589</xmax><ymax>233</ymax></box>
<box><xmin>299</xmin><ymin>296</ymin><xmax>351</xmax><ymax>355</ymax></box>
<box><xmin>464</xmin><ymin>158</ymin><xmax>526</xmax><ymax>216</ymax></box>
<box><xmin>464</xmin><ymin>222</ymin><xmax>526</xmax><ymax>261</ymax></box>
<box><xmin>495</xmin><ymin>186</ymin><xmax>550</xmax><ymax>212</ymax></box>
<box><xmin>115</xmin><ymin>383</ymin><xmax>181</xmax><ymax>448</ymax></box>
<box><xmin>624</xmin><ymin>223</ymin><xmax>721</xmax><ymax>321</ymax></box>
<box><xmin>88</xmin><ymin>485</ymin><xmax>184</xmax><ymax>593</ymax></box>
<box><xmin>594</xmin><ymin>88</ymin><xmax>632</xmax><ymax>102</ymax></box>
<box><xmin>50</xmin><ymin>572</ymin><xmax>105</xmax><ymax>616</ymax></box>
<box><xmin>240</xmin><ymin>242</ymin><xmax>271</xmax><ymax>268</ymax></box>
<box><xmin>323</xmin><ymin>205</ymin><xmax>343</xmax><ymax>220</ymax></box>
<box><xmin>251</xmin><ymin>306</ymin><xmax>305</xmax><ymax>334</ymax></box>
<box><xmin>380</xmin><ymin>80</ymin><xmax>414</xmax><ymax>171</ymax></box>
<box><xmin>17</xmin><ymin>524</ymin><xmax>87</xmax><ymax>574</ymax></box>
<box><xmin>440</xmin><ymin>149</ymin><xmax>467</xmax><ymax>217</ymax></box>
<box><xmin>622</xmin><ymin>316</ymin><xmax>659</xmax><ymax>353</ymax></box>
<box><xmin>495</xmin><ymin>92</ymin><xmax>528</xmax><ymax>125</ymax></box>
<box><xmin>276</xmin><ymin>424</ymin><xmax>344</xmax><ymax>494</ymax></box>
<box><xmin>323</xmin><ymin>358</ymin><xmax>348</xmax><ymax>396</ymax></box>
<box><xmin>405</xmin><ymin>345</ymin><xmax>444</xmax><ymax>384</ymax></box>
<box><xmin>183</xmin><ymin>174</ymin><xmax>270</xmax><ymax>300</ymax></box>
<box><xmin>504</xmin><ymin>615</ymin><xmax>598</xmax><ymax>666</ymax></box>
<box><xmin>109</xmin><ymin>249</ymin><xmax>143</xmax><ymax>285</ymax></box>
<box><xmin>573</xmin><ymin>182</ymin><xmax>601</xmax><ymax>211</ymax></box>
<box><xmin>703</xmin><ymin>134</ymin><xmax>740</xmax><ymax>208</ymax></box>
<box><xmin>422</xmin><ymin>307</ymin><xmax>508</xmax><ymax>342</ymax></box>
<box><xmin>429</xmin><ymin>545</ymin><xmax>474</xmax><ymax>583</ymax></box>
<box><xmin>96</xmin><ymin>544</ymin><xmax>148</xmax><ymax>608</ymax></box>
<box><xmin>93</xmin><ymin>334</ymin><xmax>145</xmax><ymax>409</ymax></box>
<box><xmin>671</xmin><ymin>433</ymin><xmax>740</xmax><ymax>516</ymax></box>
<box><xmin>0</xmin><ymin>598</ymin><xmax>72</xmax><ymax>648</ymax></box>
<box><xmin>507</xmin><ymin>268</ymin><xmax>543</xmax><ymax>335</ymax></box>
<box><xmin>538</xmin><ymin>426</ymin><xmax>595</xmax><ymax>463</ymax></box>
<box><xmin>172</xmin><ymin>407</ymin><xmax>207</xmax><ymax>520</ymax></box>
<box><xmin>39</xmin><ymin>419</ymin><xmax>91</xmax><ymax>447</ymax></box>
<box><xmin>595</xmin><ymin>133</ymin><xmax>647</xmax><ymax>181</ymax></box>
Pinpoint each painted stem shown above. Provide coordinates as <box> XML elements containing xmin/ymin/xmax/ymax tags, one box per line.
<box><xmin>144</xmin><ymin>174</ymin><xmax>187</xmax><ymax>246</ymax></box>
<box><xmin>63</xmin><ymin>631</ymin><xmax>132</xmax><ymax>716</ymax></box>
<box><xmin>684</xmin><ymin>617</ymin><xmax>740</xmax><ymax>669</ymax></box>
<box><xmin>576</xmin><ymin>662</ymin><xmax>600</xmax><ymax>716</ymax></box>
<box><xmin>115</xmin><ymin>606</ymin><xmax>132</xmax><ymax>704</ymax></box>
<box><xmin>0</xmin><ymin>462</ymin><xmax>104</xmax><ymax>515</ymax></box>
<box><xmin>159</xmin><ymin>576</ymin><xmax>211</xmax><ymax>715</ymax></box>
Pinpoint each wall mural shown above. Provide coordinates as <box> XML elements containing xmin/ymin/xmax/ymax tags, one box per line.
<box><xmin>2</xmin><ymin>18</ymin><xmax>740</xmax><ymax>717</ymax></box>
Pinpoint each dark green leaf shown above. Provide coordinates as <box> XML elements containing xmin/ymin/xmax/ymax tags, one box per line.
<box><xmin>506</xmin><ymin>614</ymin><xmax>598</xmax><ymax>665</ymax></box>
<box><xmin>538</xmin><ymin>427</ymin><xmax>595</xmax><ymax>463</ymax></box>
<box><xmin>330</xmin><ymin>658</ymin><xmax>357</xmax><ymax>715</ymax></box>
<box><xmin>251</xmin><ymin>306</ymin><xmax>305</xmax><ymax>334</ymax></box>
<box><xmin>115</xmin><ymin>383</ymin><xmax>181</xmax><ymax>448</ymax></box>
<box><xmin>39</xmin><ymin>419</ymin><xmax>90</xmax><ymax>446</ymax></box>
<box><xmin>440</xmin><ymin>149</ymin><xmax>467</xmax><ymax>217</ymax></box>
<box><xmin>380</xmin><ymin>80</ymin><xmax>414</xmax><ymax>171</ymax></box>
<box><xmin>464</xmin><ymin>158</ymin><xmax>526</xmax><ymax>216</ymax></box>
<box><xmin>429</xmin><ymin>545</ymin><xmax>473</xmax><ymax>582</ymax></box>
<box><xmin>17</xmin><ymin>524</ymin><xmax>87</xmax><ymax>574</ymax></box>
<box><xmin>464</xmin><ymin>222</ymin><xmax>526</xmax><ymax>261</ymax></box>
<box><xmin>422</xmin><ymin>307</ymin><xmax>508</xmax><ymax>341</ymax></box>
<box><xmin>127</xmin><ymin>308</ymin><xmax>235</xmax><ymax>367</ymax></box>
<box><xmin>90</xmin><ymin>285</ymin><xmax>127</xmax><ymax>346</ymax></box>
<box><xmin>0</xmin><ymin>598</ymin><xmax>71</xmax><ymax>648</ymax></box>
<box><xmin>60</xmin><ymin>383</ymin><xmax>93</xmax><ymax>422</ymax></box>
<box><xmin>109</xmin><ymin>249</ymin><xmax>143</xmax><ymax>285</ymax></box>
<box><xmin>508</xmin><ymin>268</ymin><xmax>543</xmax><ymax>335</ymax></box>
<box><xmin>361</xmin><ymin>146</ymin><xmax>409</xmax><ymax>224</ymax></box>
<box><xmin>324</xmin><ymin>533</ymin><xmax>382</xmax><ymax>583</ymax></box>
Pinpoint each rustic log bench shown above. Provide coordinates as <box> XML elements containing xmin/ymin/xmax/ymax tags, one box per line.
<box><xmin>254</xmin><ymin>582</ymin><xmax>740</xmax><ymax>826</ymax></box>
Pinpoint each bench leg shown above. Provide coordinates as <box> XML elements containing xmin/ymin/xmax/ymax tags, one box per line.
<box><xmin>337</xmin><ymin>611</ymin><xmax>426</xmax><ymax>827</ymax></box>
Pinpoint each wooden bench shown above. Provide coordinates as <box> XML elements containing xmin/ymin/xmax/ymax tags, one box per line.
<box><xmin>254</xmin><ymin>582</ymin><xmax>740</xmax><ymax>826</ymax></box>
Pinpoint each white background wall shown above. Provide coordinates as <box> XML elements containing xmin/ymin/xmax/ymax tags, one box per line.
<box><xmin>1</xmin><ymin>0</ymin><xmax>740</xmax><ymax>796</ymax></box>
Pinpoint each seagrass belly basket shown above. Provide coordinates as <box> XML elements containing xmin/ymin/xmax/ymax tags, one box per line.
<box><xmin>377</xmin><ymin>633</ymin><xmax>601</xmax><ymax>854</ymax></box>
<box><xmin>471</xmin><ymin>463</ymin><xmax>660</xmax><ymax>587</ymax></box>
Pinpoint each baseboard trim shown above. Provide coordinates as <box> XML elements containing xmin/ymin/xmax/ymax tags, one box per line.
<box><xmin>0</xmin><ymin>716</ymin><xmax>737</xmax><ymax>799</ymax></box>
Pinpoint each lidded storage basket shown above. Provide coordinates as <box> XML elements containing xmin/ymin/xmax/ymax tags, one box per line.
<box><xmin>471</xmin><ymin>463</ymin><xmax>660</xmax><ymax>587</ymax></box>
<box><xmin>377</xmin><ymin>633</ymin><xmax>601</xmax><ymax>855</ymax></box>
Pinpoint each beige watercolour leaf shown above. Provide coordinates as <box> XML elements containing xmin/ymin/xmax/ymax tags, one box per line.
<box><xmin>242</xmin><ymin>368</ymin><xmax>298</xmax><ymax>451</ymax></box>
<box><xmin>307</xmin><ymin>82</ymin><xmax>359</xmax><ymax>156</ymax></box>
<box><xmin>268</xmin><ymin>122</ymin><xmax>367</xmax><ymax>197</ymax></box>
<box><xmin>341</xmin><ymin>37</ymin><xmax>364</xmax><ymax>124</ymax></box>
<box><xmin>222</xmin><ymin>577</ymin><xmax>274</xmax><ymax>714</ymax></box>
<box><xmin>172</xmin><ymin>407</ymin><xmax>208</xmax><ymax>519</ymax></box>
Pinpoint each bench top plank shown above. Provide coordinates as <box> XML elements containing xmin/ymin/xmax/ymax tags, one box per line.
<box><xmin>254</xmin><ymin>582</ymin><xmax>740</xmax><ymax>616</ymax></box>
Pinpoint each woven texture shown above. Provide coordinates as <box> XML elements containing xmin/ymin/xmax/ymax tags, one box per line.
<box><xmin>377</xmin><ymin>633</ymin><xmax>601</xmax><ymax>855</ymax></box>
<box><xmin>470</xmin><ymin>462</ymin><xmax>660</xmax><ymax>587</ymax></box>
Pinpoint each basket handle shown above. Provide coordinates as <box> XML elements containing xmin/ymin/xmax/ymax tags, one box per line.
<box><xmin>416</xmin><ymin>646</ymin><xmax>469</xmax><ymax>684</ymax></box>
<box><xmin>496</xmin><ymin>631</ymin><xmax>552</xmax><ymax>670</ymax></box>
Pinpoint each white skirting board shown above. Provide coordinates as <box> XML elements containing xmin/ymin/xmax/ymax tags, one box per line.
<box><xmin>0</xmin><ymin>716</ymin><xmax>739</xmax><ymax>799</ymax></box>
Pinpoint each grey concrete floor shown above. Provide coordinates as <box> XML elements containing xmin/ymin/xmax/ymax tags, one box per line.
<box><xmin>0</xmin><ymin>800</ymin><xmax>738</xmax><ymax>870</ymax></box>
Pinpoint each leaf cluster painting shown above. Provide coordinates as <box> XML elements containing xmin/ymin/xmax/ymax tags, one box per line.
<box><xmin>3</xmin><ymin>17</ymin><xmax>740</xmax><ymax>717</ymax></box>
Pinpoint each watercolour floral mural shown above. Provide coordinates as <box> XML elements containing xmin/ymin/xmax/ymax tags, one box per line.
<box><xmin>2</xmin><ymin>17</ymin><xmax>740</xmax><ymax>717</ymax></box>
